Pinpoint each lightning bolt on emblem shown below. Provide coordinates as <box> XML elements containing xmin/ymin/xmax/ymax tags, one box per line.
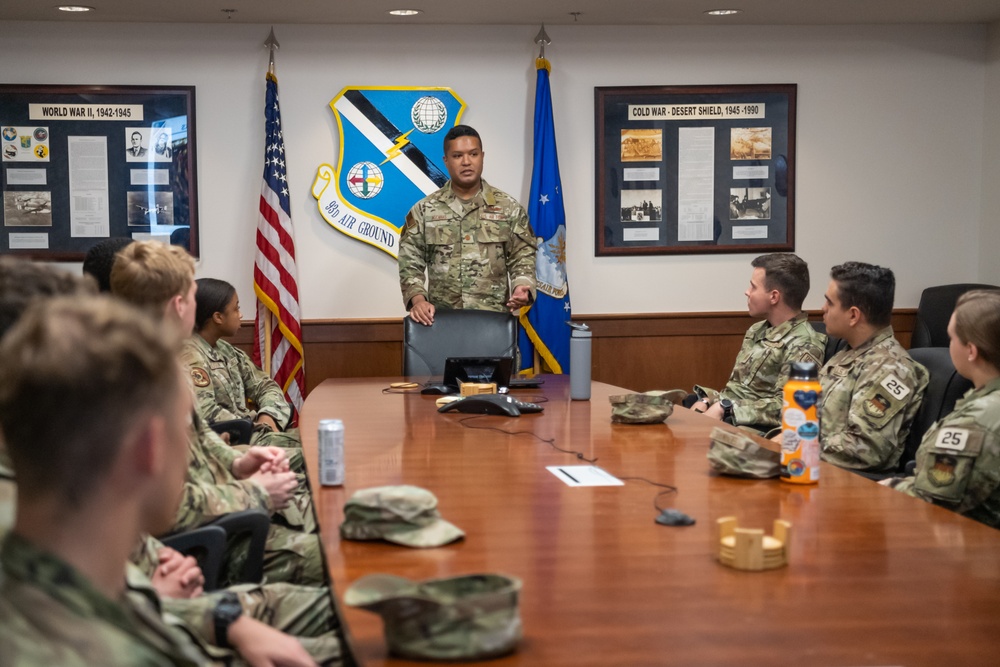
<box><xmin>381</xmin><ymin>129</ymin><xmax>415</xmax><ymax>165</ymax></box>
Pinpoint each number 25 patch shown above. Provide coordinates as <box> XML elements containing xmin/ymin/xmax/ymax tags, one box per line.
<box><xmin>935</xmin><ymin>428</ymin><xmax>969</xmax><ymax>451</ymax></box>
<box><xmin>880</xmin><ymin>374</ymin><xmax>911</xmax><ymax>401</ymax></box>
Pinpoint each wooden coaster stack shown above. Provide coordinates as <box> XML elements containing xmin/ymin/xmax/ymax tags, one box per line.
<box><xmin>459</xmin><ymin>382</ymin><xmax>496</xmax><ymax>396</ymax></box>
<box><xmin>716</xmin><ymin>516</ymin><xmax>791</xmax><ymax>571</ymax></box>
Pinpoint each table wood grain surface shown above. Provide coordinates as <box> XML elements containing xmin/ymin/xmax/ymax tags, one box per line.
<box><xmin>300</xmin><ymin>376</ymin><xmax>1000</xmax><ymax>666</ymax></box>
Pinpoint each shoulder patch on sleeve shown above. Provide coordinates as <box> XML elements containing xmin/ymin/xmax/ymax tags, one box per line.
<box><xmin>858</xmin><ymin>379</ymin><xmax>908</xmax><ymax>428</ymax></box>
<box><xmin>190</xmin><ymin>367</ymin><xmax>211</xmax><ymax>388</ymax></box>
<box><xmin>879</xmin><ymin>373</ymin><xmax>912</xmax><ymax>401</ymax></box>
<box><xmin>935</xmin><ymin>427</ymin><xmax>970</xmax><ymax>452</ymax></box>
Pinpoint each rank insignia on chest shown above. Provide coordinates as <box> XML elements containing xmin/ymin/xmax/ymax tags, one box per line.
<box><xmin>927</xmin><ymin>454</ymin><xmax>958</xmax><ymax>487</ymax></box>
<box><xmin>190</xmin><ymin>367</ymin><xmax>211</xmax><ymax>388</ymax></box>
<box><xmin>863</xmin><ymin>393</ymin><xmax>890</xmax><ymax>418</ymax></box>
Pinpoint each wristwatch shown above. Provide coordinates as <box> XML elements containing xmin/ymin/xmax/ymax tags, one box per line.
<box><xmin>213</xmin><ymin>591</ymin><xmax>243</xmax><ymax>649</ymax></box>
<box><xmin>720</xmin><ymin>398</ymin><xmax>735</xmax><ymax>424</ymax></box>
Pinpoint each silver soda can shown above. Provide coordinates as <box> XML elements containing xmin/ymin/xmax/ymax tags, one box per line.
<box><xmin>318</xmin><ymin>419</ymin><xmax>345</xmax><ymax>486</ymax></box>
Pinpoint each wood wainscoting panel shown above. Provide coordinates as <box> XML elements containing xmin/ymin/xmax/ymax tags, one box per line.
<box><xmin>231</xmin><ymin>310</ymin><xmax>916</xmax><ymax>396</ymax></box>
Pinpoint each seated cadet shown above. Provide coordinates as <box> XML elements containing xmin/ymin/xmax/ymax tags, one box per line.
<box><xmin>815</xmin><ymin>262</ymin><xmax>928</xmax><ymax>472</ymax></box>
<box><xmin>692</xmin><ymin>253</ymin><xmax>826</xmax><ymax>432</ymax></box>
<box><xmin>184</xmin><ymin>278</ymin><xmax>302</xmax><ymax>452</ymax></box>
<box><xmin>0</xmin><ymin>257</ymin><xmax>97</xmax><ymax>534</ymax></box>
<box><xmin>82</xmin><ymin>236</ymin><xmax>135</xmax><ymax>292</ymax></box>
<box><xmin>134</xmin><ymin>536</ymin><xmax>342</xmax><ymax>664</ymax></box>
<box><xmin>882</xmin><ymin>290</ymin><xmax>1000</xmax><ymax>528</ymax></box>
<box><xmin>111</xmin><ymin>241</ymin><xmax>323</xmax><ymax>586</ymax></box>
<box><xmin>0</xmin><ymin>296</ymin><xmax>318</xmax><ymax>666</ymax></box>
<box><xmin>1</xmin><ymin>257</ymin><xmax>340</xmax><ymax>664</ymax></box>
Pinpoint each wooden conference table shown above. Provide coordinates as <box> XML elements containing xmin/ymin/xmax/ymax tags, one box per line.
<box><xmin>301</xmin><ymin>376</ymin><xmax>1000</xmax><ymax>666</ymax></box>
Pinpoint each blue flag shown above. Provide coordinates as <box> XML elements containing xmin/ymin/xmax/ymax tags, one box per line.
<box><xmin>519</xmin><ymin>58</ymin><xmax>571</xmax><ymax>374</ymax></box>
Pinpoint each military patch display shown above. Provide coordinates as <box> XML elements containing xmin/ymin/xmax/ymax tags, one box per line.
<box><xmin>863</xmin><ymin>393</ymin><xmax>890</xmax><ymax>419</ymax></box>
<box><xmin>190</xmin><ymin>367</ymin><xmax>211</xmax><ymax>387</ymax></box>
<box><xmin>915</xmin><ymin>429</ymin><xmax>984</xmax><ymax>504</ymax></box>
<box><xmin>312</xmin><ymin>87</ymin><xmax>467</xmax><ymax>259</ymax></box>
<box><xmin>927</xmin><ymin>454</ymin><xmax>958</xmax><ymax>487</ymax></box>
<box><xmin>858</xmin><ymin>374</ymin><xmax>911</xmax><ymax>427</ymax></box>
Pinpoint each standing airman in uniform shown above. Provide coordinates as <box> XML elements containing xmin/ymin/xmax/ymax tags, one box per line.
<box><xmin>397</xmin><ymin>125</ymin><xmax>536</xmax><ymax>326</ymax></box>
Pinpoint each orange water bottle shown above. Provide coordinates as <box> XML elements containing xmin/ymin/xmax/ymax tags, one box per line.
<box><xmin>780</xmin><ymin>361</ymin><xmax>821</xmax><ymax>484</ymax></box>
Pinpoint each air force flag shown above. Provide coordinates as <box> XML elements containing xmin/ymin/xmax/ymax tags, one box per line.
<box><xmin>313</xmin><ymin>87</ymin><xmax>466</xmax><ymax>258</ymax></box>
<box><xmin>519</xmin><ymin>59</ymin><xmax>571</xmax><ymax>374</ymax></box>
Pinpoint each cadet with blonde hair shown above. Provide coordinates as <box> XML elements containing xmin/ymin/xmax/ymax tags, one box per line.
<box><xmin>0</xmin><ymin>296</ymin><xmax>207</xmax><ymax>665</ymax></box>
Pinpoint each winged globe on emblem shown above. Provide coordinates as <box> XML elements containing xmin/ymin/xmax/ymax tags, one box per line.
<box><xmin>312</xmin><ymin>88</ymin><xmax>467</xmax><ymax>258</ymax></box>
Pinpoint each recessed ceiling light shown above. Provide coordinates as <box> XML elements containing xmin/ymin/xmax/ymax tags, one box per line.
<box><xmin>388</xmin><ymin>9</ymin><xmax>422</xmax><ymax>16</ymax></box>
<box><xmin>57</xmin><ymin>5</ymin><xmax>94</xmax><ymax>11</ymax></box>
<box><xmin>705</xmin><ymin>9</ymin><xmax>742</xmax><ymax>16</ymax></box>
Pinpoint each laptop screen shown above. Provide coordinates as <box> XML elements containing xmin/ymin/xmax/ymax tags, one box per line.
<box><xmin>442</xmin><ymin>356</ymin><xmax>514</xmax><ymax>390</ymax></box>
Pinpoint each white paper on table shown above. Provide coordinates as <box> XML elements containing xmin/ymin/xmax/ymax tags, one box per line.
<box><xmin>547</xmin><ymin>466</ymin><xmax>624</xmax><ymax>487</ymax></box>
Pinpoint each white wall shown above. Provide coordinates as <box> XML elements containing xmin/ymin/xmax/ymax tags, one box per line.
<box><xmin>981</xmin><ymin>22</ymin><xmax>1000</xmax><ymax>286</ymax></box>
<box><xmin>1</xmin><ymin>21</ymin><xmax>991</xmax><ymax>317</ymax></box>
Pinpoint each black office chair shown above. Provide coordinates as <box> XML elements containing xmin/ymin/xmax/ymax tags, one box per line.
<box><xmin>809</xmin><ymin>320</ymin><xmax>848</xmax><ymax>363</ymax></box>
<box><xmin>160</xmin><ymin>509</ymin><xmax>270</xmax><ymax>590</ymax></box>
<box><xmin>210</xmin><ymin>418</ymin><xmax>254</xmax><ymax>446</ymax></box>
<box><xmin>160</xmin><ymin>525</ymin><xmax>227</xmax><ymax>591</ymax></box>
<box><xmin>403</xmin><ymin>309</ymin><xmax>518</xmax><ymax>376</ymax></box>
<box><xmin>897</xmin><ymin>347</ymin><xmax>973</xmax><ymax>473</ymax></box>
<box><xmin>910</xmin><ymin>284</ymin><xmax>998</xmax><ymax>348</ymax></box>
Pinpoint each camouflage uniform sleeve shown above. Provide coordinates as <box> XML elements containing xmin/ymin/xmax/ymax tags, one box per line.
<box><xmin>821</xmin><ymin>354</ymin><xmax>928</xmax><ymax>472</ymax></box>
<box><xmin>160</xmin><ymin>595</ymin><xmax>217</xmax><ymax>646</ymax></box>
<box><xmin>173</xmin><ymin>476</ymin><xmax>274</xmax><ymax>532</ymax></box>
<box><xmin>732</xmin><ymin>333</ymin><xmax>825</xmax><ymax>427</ymax></box>
<box><xmin>231</xmin><ymin>343</ymin><xmax>291</xmax><ymax>429</ymax></box>
<box><xmin>129</xmin><ymin>534</ymin><xmax>165</xmax><ymax>579</ymax></box>
<box><xmin>506</xmin><ymin>204</ymin><xmax>537</xmax><ymax>301</ymax></box>
<box><xmin>181</xmin><ymin>342</ymin><xmax>241</xmax><ymax>425</ymax></box>
<box><xmin>195</xmin><ymin>409</ymin><xmax>240</xmax><ymax>471</ymax></box>
<box><xmin>894</xmin><ymin>418</ymin><xmax>1000</xmax><ymax>520</ymax></box>
<box><xmin>398</xmin><ymin>205</ymin><xmax>429</xmax><ymax>309</ymax></box>
<box><xmin>173</xmin><ymin>414</ymin><xmax>273</xmax><ymax>532</ymax></box>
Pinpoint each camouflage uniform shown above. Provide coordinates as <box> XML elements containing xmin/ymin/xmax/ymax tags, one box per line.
<box><xmin>132</xmin><ymin>534</ymin><xmax>342</xmax><ymax>665</ymax></box>
<box><xmin>719</xmin><ymin>313</ymin><xmax>826</xmax><ymax>430</ymax></box>
<box><xmin>181</xmin><ymin>334</ymin><xmax>303</xmax><ymax>461</ymax></box>
<box><xmin>886</xmin><ymin>377</ymin><xmax>1000</xmax><ymax>528</ymax></box>
<box><xmin>398</xmin><ymin>179</ymin><xmax>537</xmax><ymax>312</ymax></box>
<box><xmin>0</xmin><ymin>532</ymin><xmax>211</xmax><ymax>666</ymax></box>
<box><xmin>176</xmin><ymin>409</ymin><xmax>323</xmax><ymax>586</ymax></box>
<box><xmin>818</xmin><ymin>327</ymin><xmax>928</xmax><ymax>472</ymax></box>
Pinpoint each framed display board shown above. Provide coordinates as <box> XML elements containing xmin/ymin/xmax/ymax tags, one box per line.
<box><xmin>595</xmin><ymin>84</ymin><xmax>795</xmax><ymax>256</ymax></box>
<box><xmin>0</xmin><ymin>84</ymin><xmax>198</xmax><ymax>260</ymax></box>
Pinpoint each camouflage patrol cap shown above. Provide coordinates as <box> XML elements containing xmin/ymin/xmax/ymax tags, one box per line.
<box><xmin>340</xmin><ymin>485</ymin><xmax>464</xmax><ymax>548</ymax></box>
<box><xmin>707</xmin><ymin>426</ymin><xmax>781</xmax><ymax>479</ymax></box>
<box><xmin>344</xmin><ymin>572</ymin><xmax>522</xmax><ymax>661</ymax></box>
<box><xmin>609</xmin><ymin>390</ymin><xmax>677</xmax><ymax>424</ymax></box>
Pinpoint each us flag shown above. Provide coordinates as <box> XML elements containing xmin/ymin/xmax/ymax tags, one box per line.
<box><xmin>253</xmin><ymin>69</ymin><xmax>306</xmax><ymax>419</ymax></box>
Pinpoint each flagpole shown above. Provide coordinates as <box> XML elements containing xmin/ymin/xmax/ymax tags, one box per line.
<box><xmin>525</xmin><ymin>24</ymin><xmax>552</xmax><ymax>378</ymax></box>
<box><xmin>263</xmin><ymin>309</ymin><xmax>272</xmax><ymax>375</ymax></box>
<box><xmin>519</xmin><ymin>24</ymin><xmax>572</xmax><ymax>375</ymax></box>
<box><xmin>265</xmin><ymin>27</ymin><xmax>279</xmax><ymax>76</ymax></box>
<box><xmin>261</xmin><ymin>26</ymin><xmax>279</xmax><ymax>378</ymax></box>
